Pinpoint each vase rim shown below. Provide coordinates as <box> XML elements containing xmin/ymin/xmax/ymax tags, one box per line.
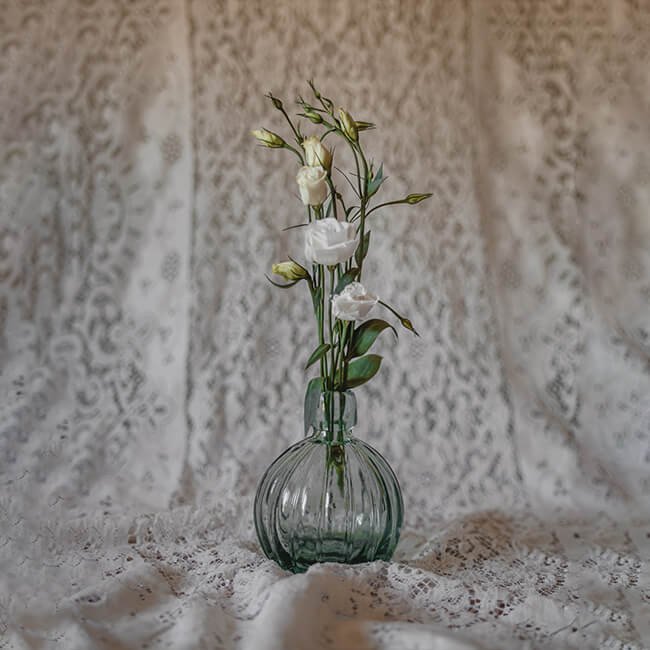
<box><xmin>310</xmin><ymin>388</ymin><xmax>358</xmax><ymax>435</ymax></box>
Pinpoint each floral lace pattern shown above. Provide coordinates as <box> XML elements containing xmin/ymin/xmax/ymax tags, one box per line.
<box><xmin>1</xmin><ymin>1</ymin><xmax>649</xmax><ymax>648</ymax></box>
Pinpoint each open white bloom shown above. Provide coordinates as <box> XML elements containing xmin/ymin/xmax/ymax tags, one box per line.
<box><xmin>304</xmin><ymin>218</ymin><xmax>358</xmax><ymax>266</ymax></box>
<box><xmin>332</xmin><ymin>282</ymin><xmax>378</xmax><ymax>321</ymax></box>
<box><xmin>296</xmin><ymin>165</ymin><xmax>328</xmax><ymax>206</ymax></box>
<box><xmin>302</xmin><ymin>136</ymin><xmax>332</xmax><ymax>169</ymax></box>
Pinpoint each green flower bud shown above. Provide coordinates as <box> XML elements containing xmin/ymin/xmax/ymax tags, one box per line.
<box><xmin>251</xmin><ymin>128</ymin><xmax>285</xmax><ymax>148</ymax></box>
<box><xmin>399</xmin><ymin>316</ymin><xmax>419</xmax><ymax>337</ymax></box>
<box><xmin>405</xmin><ymin>193</ymin><xmax>433</xmax><ymax>205</ymax></box>
<box><xmin>267</xmin><ymin>94</ymin><xmax>284</xmax><ymax>111</ymax></box>
<box><xmin>307</xmin><ymin>79</ymin><xmax>321</xmax><ymax>100</ymax></box>
<box><xmin>303</xmin><ymin>108</ymin><xmax>323</xmax><ymax>124</ymax></box>
<box><xmin>272</xmin><ymin>261</ymin><xmax>308</xmax><ymax>282</ymax></box>
<box><xmin>338</xmin><ymin>108</ymin><xmax>358</xmax><ymax>142</ymax></box>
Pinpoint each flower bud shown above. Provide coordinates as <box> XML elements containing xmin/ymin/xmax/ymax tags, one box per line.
<box><xmin>303</xmin><ymin>107</ymin><xmax>323</xmax><ymax>124</ymax></box>
<box><xmin>268</xmin><ymin>94</ymin><xmax>284</xmax><ymax>110</ymax></box>
<box><xmin>302</xmin><ymin>136</ymin><xmax>332</xmax><ymax>170</ymax></box>
<box><xmin>251</xmin><ymin>128</ymin><xmax>285</xmax><ymax>148</ymax></box>
<box><xmin>296</xmin><ymin>165</ymin><xmax>329</xmax><ymax>206</ymax></box>
<box><xmin>271</xmin><ymin>261</ymin><xmax>308</xmax><ymax>282</ymax></box>
<box><xmin>338</xmin><ymin>108</ymin><xmax>358</xmax><ymax>142</ymax></box>
<box><xmin>405</xmin><ymin>193</ymin><xmax>433</xmax><ymax>205</ymax></box>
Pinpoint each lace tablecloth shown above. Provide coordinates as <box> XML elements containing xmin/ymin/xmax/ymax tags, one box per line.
<box><xmin>1</xmin><ymin>1</ymin><xmax>649</xmax><ymax>648</ymax></box>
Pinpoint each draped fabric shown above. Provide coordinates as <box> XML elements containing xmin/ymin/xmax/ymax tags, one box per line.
<box><xmin>2</xmin><ymin>1</ymin><xmax>650</xmax><ymax>648</ymax></box>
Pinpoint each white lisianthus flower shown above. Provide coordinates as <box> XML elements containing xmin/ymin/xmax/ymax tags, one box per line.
<box><xmin>332</xmin><ymin>282</ymin><xmax>378</xmax><ymax>321</ymax></box>
<box><xmin>304</xmin><ymin>218</ymin><xmax>358</xmax><ymax>266</ymax></box>
<box><xmin>296</xmin><ymin>165</ymin><xmax>328</xmax><ymax>206</ymax></box>
<box><xmin>302</xmin><ymin>136</ymin><xmax>332</xmax><ymax>170</ymax></box>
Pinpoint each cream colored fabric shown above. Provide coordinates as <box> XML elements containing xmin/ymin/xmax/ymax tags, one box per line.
<box><xmin>1</xmin><ymin>1</ymin><xmax>649</xmax><ymax>648</ymax></box>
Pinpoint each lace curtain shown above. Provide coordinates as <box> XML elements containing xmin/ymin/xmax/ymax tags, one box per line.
<box><xmin>1</xmin><ymin>1</ymin><xmax>649</xmax><ymax>648</ymax></box>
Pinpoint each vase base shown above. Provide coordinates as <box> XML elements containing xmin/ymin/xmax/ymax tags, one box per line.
<box><xmin>267</xmin><ymin>529</ymin><xmax>397</xmax><ymax>573</ymax></box>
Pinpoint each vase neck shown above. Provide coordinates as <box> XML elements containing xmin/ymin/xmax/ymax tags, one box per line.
<box><xmin>311</xmin><ymin>390</ymin><xmax>357</xmax><ymax>441</ymax></box>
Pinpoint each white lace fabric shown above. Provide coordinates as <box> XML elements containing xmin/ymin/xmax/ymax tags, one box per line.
<box><xmin>1</xmin><ymin>1</ymin><xmax>649</xmax><ymax>648</ymax></box>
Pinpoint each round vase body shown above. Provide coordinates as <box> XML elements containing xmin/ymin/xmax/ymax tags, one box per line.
<box><xmin>254</xmin><ymin>391</ymin><xmax>403</xmax><ymax>573</ymax></box>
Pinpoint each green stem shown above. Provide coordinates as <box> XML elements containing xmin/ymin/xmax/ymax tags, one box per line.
<box><xmin>318</xmin><ymin>266</ymin><xmax>328</xmax><ymax>382</ymax></box>
<box><xmin>328</xmin><ymin>268</ymin><xmax>336</xmax><ymax>392</ymax></box>
<box><xmin>326</xmin><ymin>177</ymin><xmax>338</xmax><ymax>220</ymax></box>
<box><xmin>283</xmin><ymin>142</ymin><xmax>304</xmax><ymax>164</ymax></box>
<box><xmin>276</xmin><ymin>104</ymin><xmax>303</xmax><ymax>146</ymax></box>
<box><xmin>364</xmin><ymin>199</ymin><xmax>410</xmax><ymax>218</ymax></box>
<box><xmin>355</xmin><ymin>144</ymin><xmax>370</xmax><ymax>280</ymax></box>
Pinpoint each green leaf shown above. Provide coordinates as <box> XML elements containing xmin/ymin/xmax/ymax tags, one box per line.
<box><xmin>367</xmin><ymin>163</ymin><xmax>386</xmax><ymax>198</ymax></box>
<box><xmin>355</xmin><ymin>231</ymin><xmax>371</xmax><ymax>267</ymax></box>
<box><xmin>305</xmin><ymin>343</ymin><xmax>331</xmax><ymax>370</ymax></box>
<box><xmin>334</xmin><ymin>268</ymin><xmax>359</xmax><ymax>294</ymax></box>
<box><xmin>282</xmin><ymin>222</ymin><xmax>309</xmax><ymax>231</ymax></box>
<box><xmin>304</xmin><ymin>376</ymin><xmax>323</xmax><ymax>435</ymax></box>
<box><xmin>336</xmin><ymin>354</ymin><xmax>383</xmax><ymax>390</ymax></box>
<box><xmin>348</xmin><ymin>319</ymin><xmax>397</xmax><ymax>359</ymax></box>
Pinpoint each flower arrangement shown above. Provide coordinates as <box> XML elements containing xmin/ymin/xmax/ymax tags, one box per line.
<box><xmin>252</xmin><ymin>81</ymin><xmax>431</xmax><ymax>430</ymax></box>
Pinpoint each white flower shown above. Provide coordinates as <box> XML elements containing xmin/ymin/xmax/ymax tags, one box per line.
<box><xmin>332</xmin><ymin>282</ymin><xmax>378</xmax><ymax>321</ymax></box>
<box><xmin>296</xmin><ymin>165</ymin><xmax>328</xmax><ymax>206</ymax></box>
<box><xmin>302</xmin><ymin>136</ymin><xmax>332</xmax><ymax>169</ymax></box>
<box><xmin>304</xmin><ymin>218</ymin><xmax>358</xmax><ymax>266</ymax></box>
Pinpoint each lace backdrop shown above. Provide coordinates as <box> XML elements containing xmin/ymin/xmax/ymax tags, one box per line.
<box><xmin>1</xmin><ymin>1</ymin><xmax>649</xmax><ymax>648</ymax></box>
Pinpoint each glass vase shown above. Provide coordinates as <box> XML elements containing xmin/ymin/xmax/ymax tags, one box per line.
<box><xmin>253</xmin><ymin>390</ymin><xmax>404</xmax><ymax>573</ymax></box>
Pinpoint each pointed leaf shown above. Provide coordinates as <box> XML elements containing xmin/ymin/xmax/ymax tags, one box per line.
<box><xmin>334</xmin><ymin>268</ymin><xmax>359</xmax><ymax>294</ymax></box>
<box><xmin>304</xmin><ymin>376</ymin><xmax>323</xmax><ymax>435</ymax></box>
<box><xmin>336</xmin><ymin>354</ymin><xmax>383</xmax><ymax>390</ymax></box>
<box><xmin>355</xmin><ymin>231</ymin><xmax>371</xmax><ymax>267</ymax></box>
<box><xmin>367</xmin><ymin>163</ymin><xmax>386</xmax><ymax>198</ymax></box>
<box><xmin>348</xmin><ymin>319</ymin><xmax>398</xmax><ymax>359</ymax></box>
<box><xmin>305</xmin><ymin>343</ymin><xmax>331</xmax><ymax>370</ymax></box>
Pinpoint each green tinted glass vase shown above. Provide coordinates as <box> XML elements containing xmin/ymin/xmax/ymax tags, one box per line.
<box><xmin>253</xmin><ymin>390</ymin><xmax>404</xmax><ymax>573</ymax></box>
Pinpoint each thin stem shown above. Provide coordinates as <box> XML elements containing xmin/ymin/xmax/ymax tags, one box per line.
<box><xmin>328</xmin><ymin>268</ymin><xmax>336</xmax><ymax>391</ymax></box>
<box><xmin>365</xmin><ymin>199</ymin><xmax>409</xmax><ymax>218</ymax></box>
<box><xmin>326</xmin><ymin>177</ymin><xmax>338</xmax><ymax>220</ymax></box>
<box><xmin>275</xmin><ymin>103</ymin><xmax>303</xmax><ymax>146</ymax></box>
<box><xmin>355</xmin><ymin>143</ymin><xmax>370</xmax><ymax>280</ymax></box>
<box><xmin>316</xmin><ymin>266</ymin><xmax>328</xmax><ymax>382</ymax></box>
<box><xmin>334</xmin><ymin>166</ymin><xmax>361</xmax><ymax>199</ymax></box>
<box><xmin>320</xmin><ymin>127</ymin><xmax>337</xmax><ymax>141</ymax></box>
<box><xmin>284</xmin><ymin>142</ymin><xmax>305</xmax><ymax>164</ymax></box>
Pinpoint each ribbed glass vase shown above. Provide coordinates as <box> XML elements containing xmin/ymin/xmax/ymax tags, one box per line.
<box><xmin>253</xmin><ymin>390</ymin><xmax>404</xmax><ymax>573</ymax></box>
